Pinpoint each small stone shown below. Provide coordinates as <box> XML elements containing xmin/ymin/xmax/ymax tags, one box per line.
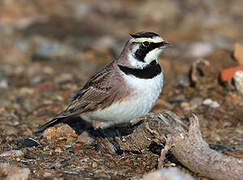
<box><xmin>203</xmin><ymin>98</ymin><xmax>220</xmax><ymax>108</ymax></box>
<box><xmin>180</xmin><ymin>102</ymin><xmax>189</xmax><ymax>108</ymax></box>
<box><xmin>43</xmin><ymin>172</ymin><xmax>52</xmax><ymax>177</ymax></box>
<box><xmin>43</xmin><ymin>124</ymin><xmax>77</xmax><ymax>140</ymax></box>
<box><xmin>0</xmin><ymin>79</ymin><xmax>8</xmax><ymax>90</ymax></box>
<box><xmin>0</xmin><ymin>163</ymin><xmax>9</xmax><ymax>176</ymax></box>
<box><xmin>187</xmin><ymin>42</ymin><xmax>213</xmax><ymax>58</ymax></box>
<box><xmin>80</xmin><ymin>158</ymin><xmax>89</xmax><ymax>162</ymax></box>
<box><xmin>210</xmin><ymin>101</ymin><xmax>220</xmax><ymax>108</ymax></box>
<box><xmin>203</xmin><ymin>98</ymin><xmax>213</xmax><ymax>105</ymax></box>
<box><xmin>40</xmin><ymin>169</ymin><xmax>55</xmax><ymax>177</ymax></box>
<box><xmin>55</xmin><ymin>147</ymin><xmax>63</xmax><ymax>153</ymax></box>
<box><xmin>43</xmin><ymin>66</ymin><xmax>54</xmax><ymax>75</ymax></box>
<box><xmin>178</xmin><ymin>75</ymin><xmax>190</xmax><ymax>87</ymax></box>
<box><xmin>77</xmin><ymin>131</ymin><xmax>95</xmax><ymax>144</ymax></box>
<box><xmin>19</xmin><ymin>138</ymin><xmax>40</xmax><ymax>147</ymax></box>
<box><xmin>0</xmin><ymin>73</ymin><xmax>8</xmax><ymax>90</ymax></box>
<box><xmin>142</xmin><ymin>167</ymin><xmax>195</xmax><ymax>180</ymax></box>
<box><xmin>31</xmin><ymin>75</ymin><xmax>45</xmax><ymax>85</ymax></box>
<box><xmin>234</xmin><ymin>43</ymin><xmax>243</xmax><ymax>65</ymax></box>
<box><xmin>92</xmin><ymin>162</ymin><xmax>97</xmax><ymax>168</ymax></box>
<box><xmin>180</xmin><ymin>102</ymin><xmax>190</xmax><ymax>111</ymax></box>
<box><xmin>189</xmin><ymin>97</ymin><xmax>203</xmax><ymax>109</ymax></box>
<box><xmin>19</xmin><ymin>87</ymin><xmax>35</xmax><ymax>96</ymax></box>
<box><xmin>233</xmin><ymin>70</ymin><xmax>243</xmax><ymax>95</ymax></box>
<box><xmin>55</xmin><ymin>73</ymin><xmax>73</xmax><ymax>83</ymax></box>
<box><xmin>32</xmin><ymin>37</ymin><xmax>82</xmax><ymax>61</ymax></box>
<box><xmin>106</xmin><ymin>140</ymin><xmax>119</xmax><ymax>154</ymax></box>
<box><xmin>0</xmin><ymin>150</ymin><xmax>23</xmax><ymax>157</ymax></box>
<box><xmin>6</xmin><ymin>166</ymin><xmax>30</xmax><ymax>180</ymax></box>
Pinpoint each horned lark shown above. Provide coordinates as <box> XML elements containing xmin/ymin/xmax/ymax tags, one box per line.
<box><xmin>37</xmin><ymin>32</ymin><xmax>171</xmax><ymax>133</ymax></box>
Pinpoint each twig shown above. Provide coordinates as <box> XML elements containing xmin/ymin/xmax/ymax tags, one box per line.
<box><xmin>157</xmin><ymin>135</ymin><xmax>173</xmax><ymax>169</ymax></box>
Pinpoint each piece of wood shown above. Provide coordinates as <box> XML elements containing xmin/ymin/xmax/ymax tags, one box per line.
<box><xmin>116</xmin><ymin>111</ymin><xmax>243</xmax><ymax>180</ymax></box>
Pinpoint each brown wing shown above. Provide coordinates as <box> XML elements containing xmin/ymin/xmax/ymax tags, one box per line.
<box><xmin>36</xmin><ymin>61</ymin><xmax>125</xmax><ymax>133</ymax></box>
<box><xmin>56</xmin><ymin>62</ymin><xmax>118</xmax><ymax>118</ymax></box>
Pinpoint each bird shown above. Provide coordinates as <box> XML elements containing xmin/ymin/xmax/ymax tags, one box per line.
<box><xmin>36</xmin><ymin>32</ymin><xmax>171</xmax><ymax>133</ymax></box>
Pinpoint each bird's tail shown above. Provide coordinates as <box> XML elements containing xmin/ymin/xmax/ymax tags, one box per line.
<box><xmin>34</xmin><ymin>117</ymin><xmax>66</xmax><ymax>134</ymax></box>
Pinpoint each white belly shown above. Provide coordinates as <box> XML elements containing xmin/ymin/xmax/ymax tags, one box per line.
<box><xmin>81</xmin><ymin>72</ymin><xmax>163</xmax><ymax>127</ymax></box>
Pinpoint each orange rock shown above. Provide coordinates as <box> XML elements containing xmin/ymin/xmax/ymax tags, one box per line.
<box><xmin>234</xmin><ymin>43</ymin><xmax>243</xmax><ymax>65</ymax></box>
<box><xmin>220</xmin><ymin>66</ymin><xmax>243</xmax><ymax>81</ymax></box>
<box><xmin>180</xmin><ymin>102</ymin><xmax>189</xmax><ymax>108</ymax></box>
<box><xmin>92</xmin><ymin>162</ymin><xmax>98</xmax><ymax>168</ymax></box>
<box><xmin>43</xmin><ymin>124</ymin><xmax>77</xmax><ymax>140</ymax></box>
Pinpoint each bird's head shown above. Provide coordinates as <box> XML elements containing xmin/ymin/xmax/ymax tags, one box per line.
<box><xmin>121</xmin><ymin>32</ymin><xmax>171</xmax><ymax>68</ymax></box>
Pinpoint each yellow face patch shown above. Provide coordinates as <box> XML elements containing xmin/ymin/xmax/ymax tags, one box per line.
<box><xmin>130</xmin><ymin>36</ymin><xmax>164</xmax><ymax>43</ymax></box>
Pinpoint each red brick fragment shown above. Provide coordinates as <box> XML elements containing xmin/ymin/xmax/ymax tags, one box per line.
<box><xmin>220</xmin><ymin>65</ymin><xmax>243</xmax><ymax>81</ymax></box>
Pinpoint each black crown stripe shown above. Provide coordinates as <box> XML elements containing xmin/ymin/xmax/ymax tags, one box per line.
<box><xmin>130</xmin><ymin>32</ymin><xmax>159</xmax><ymax>39</ymax></box>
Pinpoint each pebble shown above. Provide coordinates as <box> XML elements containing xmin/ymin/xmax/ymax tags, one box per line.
<box><xmin>19</xmin><ymin>138</ymin><xmax>40</xmax><ymax>147</ymax></box>
<box><xmin>190</xmin><ymin>97</ymin><xmax>203</xmax><ymax>109</ymax></box>
<box><xmin>0</xmin><ymin>150</ymin><xmax>23</xmax><ymax>157</ymax></box>
<box><xmin>77</xmin><ymin>131</ymin><xmax>95</xmax><ymax>144</ymax></box>
<box><xmin>31</xmin><ymin>75</ymin><xmax>45</xmax><ymax>85</ymax></box>
<box><xmin>55</xmin><ymin>73</ymin><xmax>73</xmax><ymax>83</ymax></box>
<box><xmin>142</xmin><ymin>167</ymin><xmax>195</xmax><ymax>180</ymax></box>
<box><xmin>74</xmin><ymin>4</ymin><xmax>91</xmax><ymax>20</ymax></box>
<box><xmin>43</xmin><ymin>124</ymin><xmax>77</xmax><ymax>140</ymax></box>
<box><xmin>180</xmin><ymin>98</ymin><xmax>203</xmax><ymax>111</ymax></box>
<box><xmin>233</xmin><ymin>70</ymin><xmax>243</xmax><ymax>95</ymax></box>
<box><xmin>43</xmin><ymin>172</ymin><xmax>52</xmax><ymax>177</ymax></box>
<box><xmin>92</xmin><ymin>162</ymin><xmax>98</xmax><ymax>168</ymax></box>
<box><xmin>178</xmin><ymin>75</ymin><xmax>190</xmax><ymax>87</ymax></box>
<box><xmin>0</xmin><ymin>163</ymin><xmax>9</xmax><ymax>176</ymax></box>
<box><xmin>0</xmin><ymin>73</ymin><xmax>8</xmax><ymax>90</ymax></box>
<box><xmin>19</xmin><ymin>87</ymin><xmax>35</xmax><ymax>96</ymax></box>
<box><xmin>186</xmin><ymin>42</ymin><xmax>213</xmax><ymax>58</ymax></box>
<box><xmin>32</xmin><ymin>37</ymin><xmax>82</xmax><ymax>61</ymax></box>
<box><xmin>180</xmin><ymin>102</ymin><xmax>190</xmax><ymax>111</ymax></box>
<box><xmin>0</xmin><ymin>163</ymin><xmax>30</xmax><ymax>180</ymax></box>
<box><xmin>0</xmin><ymin>79</ymin><xmax>8</xmax><ymax>89</ymax></box>
<box><xmin>203</xmin><ymin>98</ymin><xmax>220</xmax><ymax>108</ymax></box>
<box><xmin>80</xmin><ymin>158</ymin><xmax>89</xmax><ymax>162</ymax></box>
<box><xmin>6</xmin><ymin>167</ymin><xmax>30</xmax><ymax>180</ymax></box>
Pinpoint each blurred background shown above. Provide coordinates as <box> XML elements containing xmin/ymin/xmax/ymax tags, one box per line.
<box><xmin>1</xmin><ymin>0</ymin><xmax>243</xmax><ymax>98</ymax></box>
<box><xmin>1</xmin><ymin>0</ymin><xmax>243</xmax><ymax>63</ymax></box>
<box><xmin>0</xmin><ymin>0</ymin><xmax>243</xmax><ymax>179</ymax></box>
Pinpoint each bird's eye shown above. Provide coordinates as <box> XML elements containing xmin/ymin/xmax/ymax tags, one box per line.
<box><xmin>142</xmin><ymin>41</ymin><xmax>150</xmax><ymax>47</ymax></box>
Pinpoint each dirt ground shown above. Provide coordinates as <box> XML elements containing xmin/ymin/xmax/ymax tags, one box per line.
<box><xmin>0</xmin><ymin>0</ymin><xmax>242</xmax><ymax>179</ymax></box>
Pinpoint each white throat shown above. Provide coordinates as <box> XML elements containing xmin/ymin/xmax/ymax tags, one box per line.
<box><xmin>144</xmin><ymin>48</ymin><xmax>162</xmax><ymax>63</ymax></box>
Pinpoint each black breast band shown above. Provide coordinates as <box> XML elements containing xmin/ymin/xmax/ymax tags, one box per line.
<box><xmin>118</xmin><ymin>60</ymin><xmax>161</xmax><ymax>79</ymax></box>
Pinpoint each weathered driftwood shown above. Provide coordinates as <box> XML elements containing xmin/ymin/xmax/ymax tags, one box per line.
<box><xmin>115</xmin><ymin>111</ymin><xmax>243</xmax><ymax>180</ymax></box>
